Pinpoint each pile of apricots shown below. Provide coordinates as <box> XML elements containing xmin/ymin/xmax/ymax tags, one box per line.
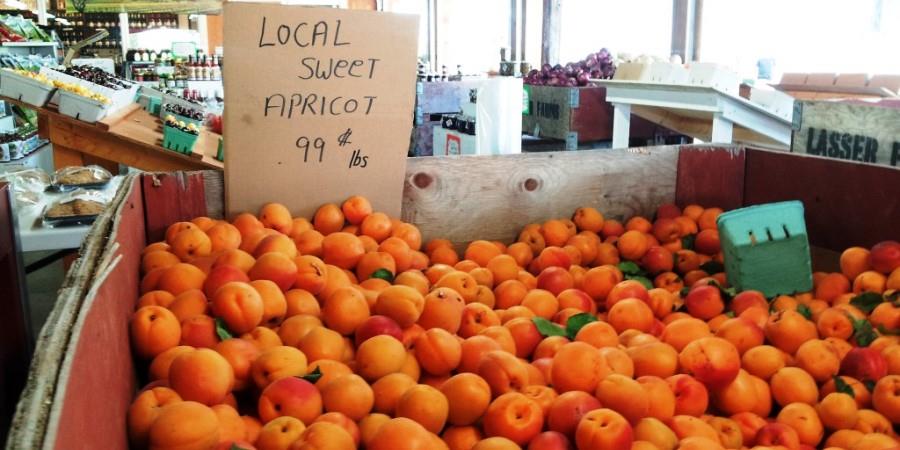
<box><xmin>130</xmin><ymin>196</ymin><xmax>900</xmax><ymax>450</ymax></box>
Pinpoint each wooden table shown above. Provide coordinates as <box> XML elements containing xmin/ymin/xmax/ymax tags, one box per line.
<box><xmin>2</xmin><ymin>96</ymin><xmax>224</xmax><ymax>172</ymax></box>
<box><xmin>592</xmin><ymin>80</ymin><xmax>793</xmax><ymax>151</ymax></box>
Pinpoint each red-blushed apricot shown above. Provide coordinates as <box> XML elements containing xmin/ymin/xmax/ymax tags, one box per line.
<box><xmin>131</xmin><ymin>306</ymin><xmax>182</xmax><ymax>359</ymax></box>
<box><xmin>211</xmin><ymin>281</ymin><xmax>264</xmax><ymax>335</ymax></box>
<box><xmin>482</xmin><ymin>392</ymin><xmax>544</xmax><ymax>446</ymax></box>
<box><xmin>356</xmin><ymin>334</ymin><xmax>407</xmax><ymax>381</ymax></box>
<box><xmin>678</xmin><ymin>336</ymin><xmax>740</xmax><ymax>388</ymax></box>
<box><xmin>551</xmin><ymin>342</ymin><xmax>606</xmax><ymax>393</ymax></box>
<box><xmin>258</xmin><ymin>376</ymin><xmax>322</xmax><ymax>425</ymax></box>
<box><xmin>666</xmin><ymin>374</ymin><xmax>709</xmax><ymax>417</ymax></box>
<box><xmin>367</xmin><ymin>417</ymin><xmax>437</xmax><ymax>450</ymax></box>
<box><xmin>414</xmin><ymin>328</ymin><xmax>463</xmax><ymax>376</ymax></box>
<box><xmin>321</xmin><ymin>374</ymin><xmax>375</xmax><ymax>422</ymax></box>
<box><xmin>127</xmin><ymin>387</ymin><xmax>183</xmax><ymax>446</ymax></box>
<box><xmin>575</xmin><ymin>408</ymin><xmax>633</xmax><ymax>450</ymax></box>
<box><xmin>395</xmin><ymin>383</ymin><xmax>449</xmax><ymax>434</ymax></box>
<box><xmin>168</xmin><ymin>349</ymin><xmax>234</xmax><ymax>406</ymax></box>
<box><xmin>148</xmin><ymin>401</ymin><xmax>219</xmax><ymax>450</ymax></box>
<box><xmin>546</xmin><ymin>390</ymin><xmax>602</xmax><ymax>437</ymax></box>
<box><xmin>478</xmin><ymin>350</ymin><xmax>529</xmax><ymax>397</ymax></box>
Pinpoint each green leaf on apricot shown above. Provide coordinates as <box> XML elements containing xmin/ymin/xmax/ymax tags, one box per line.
<box><xmin>299</xmin><ymin>367</ymin><xmax>323</xmax><ymax>384</ymax></box>
<box><xmin>851</xmin><ymin>292</ymin><xmax>885</xmax><ymax>314</ymax></box>
<box><xmin>833</xmin><ymin>377</ymin><xmax>856</xmax><ymax>398</ymax></box>
<box><xmin>851</xmin><ymin>317</ymin><xmax>877</xmax><ymax>347</ymax></box>
<box><xmin>704</xmin><ymin>278</ymin><xmax>736</xmax><ymax>301</ymax></box>
<box><xmin>725</xmin><ymin>311</ymin><xmax>735</xmax><ymax>318</ymax></box>
<box><xmin>886</xmin><ymin>290</ymin><xmax>900</xmax><ymax>304</ymax></box>
<box><xmin>876</xmin><ymin>324</ymin><xmax>900</xmax><ymax>336</ymax></box>
<box><xmin>532</xmin><ymin>317</ymin><xmax>567</xmax><ymax>338</ymax></box>
<box><xmin>864</xmin><ymin>379</ymin><xmax>876</xmax><ymax>393</ymax></box>
<box><xmin>617</xmin><ymin>261</ymin><xmax>642</xmax><ymax>276</ymax></box>
<box><xmin>627</xmin><ymin>275</ymin><xmax>653</xmax><ymax>291</ymax></box>
<box><xmin>371</xmin><ymin>268</ymin><xmax>395</xmax><ymax>283</ymax></box>
<box><xmin>230</xmin><ymin>444</ymin><xmax>248</xmax><ymax>450</ymax></box>
<box><xmin>796</xmin><ymin>304</ymin><xmax>812</xmax><ymax>320</ymax></box>
<box><xmin>681</xmin><ymin>234</ymin><xmax>696</xmax><ymax>250</ymax></box>
<box><xmin>679</xmin><ymin>286</ymin><xmax>691</xmax><ymax>298</ymax></box>
<box><xmin>215</xmin><ymin>317</ymin><xmax>233</xmax><ymax>341</ymax></box>
<box><xmin>565</xmin><ymin>313</ymin><xmax>598</xmax><ymax>340</ymax></box>
<box><xmin>699</xmin><ymin>261</ymin><xmax>725</xmax><ymax>274</ymax></box>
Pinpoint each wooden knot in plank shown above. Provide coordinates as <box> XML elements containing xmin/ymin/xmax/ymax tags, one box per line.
<box><xmin>412</xmin><ymin>172</ymin><xmax>433</xmax><ymax>189</ymax></box>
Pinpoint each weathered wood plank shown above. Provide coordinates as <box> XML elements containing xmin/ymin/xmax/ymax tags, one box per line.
<box><xmin>676</xmin><ymin>145</ymin><xmax>745</xmax><ymax>210</ymax></box>
<box><xmin>792</xmin><ymin>101</ymin><xmax>900</xmax><ymax>168</ymax></box>
<box><xmin>402</xmin><ymin>146</ymin><xmax>680</xmax><ymax>246</ymax></box>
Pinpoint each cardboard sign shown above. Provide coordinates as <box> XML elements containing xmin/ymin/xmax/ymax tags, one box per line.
<box><xmin>223</xmin><ymin>3</ymin><xmax>419</xmax><ymax>217</ymax></box>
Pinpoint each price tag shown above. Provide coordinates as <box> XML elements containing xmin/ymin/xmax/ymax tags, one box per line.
<box><xmin>223</xmin><ymin>3</ymin><xmax>418</xmax><ymax>217</ymax></box>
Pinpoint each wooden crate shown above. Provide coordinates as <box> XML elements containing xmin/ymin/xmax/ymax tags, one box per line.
<box><xmin>522</xmin><ymin>85</ymin><xmax>672</xmax><ymax>149</ymax></box>
<box><xmin>792</xmin><ymin>100</ymin><xmax>900</xmax><ymax>168</ymax></box>
<box><xmin>7</xmin><ymin>145</ymin><xmax>900</xmax><ymax>449</ymax></box>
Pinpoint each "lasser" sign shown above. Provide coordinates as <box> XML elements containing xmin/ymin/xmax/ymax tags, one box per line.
<box><xmin>224</xmin><ymin>3</ymin><xmax>419</xmax><ymax>217</ymax></box>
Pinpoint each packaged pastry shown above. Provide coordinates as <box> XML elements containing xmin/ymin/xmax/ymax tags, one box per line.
<box><xmin>42</xmin><ymin>189</ymin><xmax>109</xmax><ymax>227</ymax></box>
<box><xmin>50</xmin><ymin>165</ymin><xmax>112</xmax><ymax>191</ymax></box>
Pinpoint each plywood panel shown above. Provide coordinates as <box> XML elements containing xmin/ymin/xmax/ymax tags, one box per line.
<box><xmin>675</xmin><ymin>145</ymin><xmax>745</xmax><ymax>210</ymax></box>
<box><xmin>402</xmin><ymin>146</ymin><xmax>680</xmax><ymax>246</ymax></box>
<box><xmin>744</xmin><ymin>149</ymin><xmax>900</xmax><ymax>250</ymax></box>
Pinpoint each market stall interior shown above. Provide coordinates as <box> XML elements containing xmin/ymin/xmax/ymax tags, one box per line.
<box><xmin>2</xmin><ymin>0</ymin><xmax>900</xmax><ymax>449</ymax></box>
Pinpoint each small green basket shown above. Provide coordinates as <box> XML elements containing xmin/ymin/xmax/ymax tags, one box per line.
<box><xmin>717</xmin><ymin>200</ymin><xmax>813</xmax><ymax>297</ymax></box>
<box><xmin>163</xmin><ymin>125</ymin><xmax>199</xmax><ymax>155</ymax></box>
<box><xmin>216</xmin><ymin>137</ymin><xmax>224</xmax><ymax>162</ymax></box>
<box><xmin>146</xmin><ymin>97</ymin><xmax>161</xmax><ymax>115</ymax></box>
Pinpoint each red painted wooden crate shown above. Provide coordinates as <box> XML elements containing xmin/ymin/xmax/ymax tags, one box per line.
<box><xmin>7</xmin><ymin>145</ymin><xmax>899</xmax><ymax>449</ymax></box>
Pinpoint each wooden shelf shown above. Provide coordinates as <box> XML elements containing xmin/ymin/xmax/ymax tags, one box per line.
<box><xmin>1</xmin><ymin>95</ymin><xmax>223</xmax><ymax>172</ymax></box>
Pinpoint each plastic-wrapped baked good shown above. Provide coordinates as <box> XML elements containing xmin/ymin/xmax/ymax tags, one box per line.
<box><xmin>42</xmin><ymin>189</ymin><xmax>110</xmax><ymax>227</ymax></box>
<box><xmin>0</xmin><ymin>168</ymin><xmax>50</xmax><ymax>208</ymax></box>
<box><xmin>51</xmin><ymin>165</ymin><xmax>112</xmax><ymax>190</ymax></box>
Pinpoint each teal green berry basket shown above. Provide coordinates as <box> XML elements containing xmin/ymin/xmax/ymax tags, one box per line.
<box><xmin>717</xmin><ymin>201</ymin><xmax>813</xmax><ymax>297</ymax></box>
<box><xmin>163</xmin><ymin>125</ymin><xmax>199</xmax><ymax>155</ymax></box>
<box><xmin>216</xmin><ymin>137</ymin><xmax>224</xmax><ymax>162</ymax></box>
<box><xmin>146</xmin><ymin>97</ymin><xmax>161</xmax><ymax>115</ymax></box>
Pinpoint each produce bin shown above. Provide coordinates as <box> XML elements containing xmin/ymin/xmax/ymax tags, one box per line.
<box><xmin>0</xmin><ymin>70</ymin><xmax>55</xmax><ymax>107</ymax></box>
<box><xmin>40</xmin><ymin>67</ymin><xmax>138</xmax><ymax>115</ymax></box>
<box><xmin>6</xmin><ymin>145</ymin><xmax>900</xmax><ymax>450</ymax></box>
<box><xmin>57</xmin><ymin>91</ymin><xmax>110</xmax><ymax>124</ymax></box>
